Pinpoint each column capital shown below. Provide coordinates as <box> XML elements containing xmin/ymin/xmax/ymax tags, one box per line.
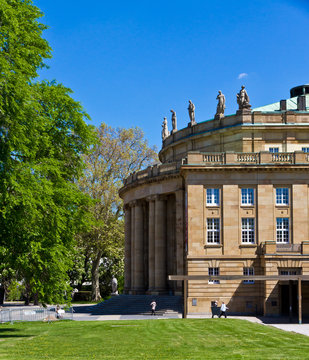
<box><xmin>146</xmin><ymin>195</ymin><xmax>156</xmax><ymax>202</ymax></box>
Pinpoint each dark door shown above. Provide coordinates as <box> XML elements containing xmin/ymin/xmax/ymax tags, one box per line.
<box><xmin>281</xmin><ymin>284</ymin><xmax>298</xmax><ymax>316</ymax></box>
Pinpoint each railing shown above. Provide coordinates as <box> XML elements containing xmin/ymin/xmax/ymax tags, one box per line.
<box><xmin>203</xmin><ymin>153</ymin><xmax>224</xmax><ymax>163</ymax></box>
<box><xmin>0</xmin><ymin>307</ymin><xmax>73</xmax><ymax>323</ymax></box>
<box><xmin>237</xmin><ymin>153</ymin><xmax>259</xmax><ymax>163</ymax></box>
<box><xmin>276</xmin><ymin>243</ymin><xmax>301</xmax><ymax>252</ymax></box>
<box><xmin>271</xmin><ymin>153</ymin><xmax>294</xmax><ymax>163</ymax></box>
<box><xmin>186</xmin><ymin>151</ymin><xmax>309</xmax><ymax>166</ymax></box>
<box><xmin>123</xmin><ymin>151</ymin><xmax>309</xmax><ymax>187</ymax></box>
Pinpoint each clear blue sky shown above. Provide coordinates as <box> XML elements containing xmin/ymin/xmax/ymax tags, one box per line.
<box><xmin>35</xmin><ymin>0</ymin><xmax>309</xmax><ymax>150</ymax></box>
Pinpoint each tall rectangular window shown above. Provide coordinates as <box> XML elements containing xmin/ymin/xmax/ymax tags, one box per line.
<box><xmin>241</xmin><ymin>218</ymin><xmax>255</xmax><ymax>243</ymax></box>
<box><xmin>243</xmin><ymin>267</ymin><xmax>255</xmax><ymax>284</ymax></box>
<box><xmin>276</xmin><ymin>188</ymin><xmax>289</xmax><ymax>206</ymax></box>
<box><xmin>276</xmin><ymin>218</ymin><xmax>289</xmax><ymax>243</ymax></box>
<box><xmin>302</xmin><ymin>147</ymin><xmax>309</xmax><ymax>153</ymax></box>
<box><xmin>241</xmin><ymin>188</ymin><xmax>254</xmax><ymax>206</ymax></box>
<box><xmin>208</xmin><ymin>267</ymin><xmax>220</xmax><ymax>284</ymax></box>
<box><xmin>206</xmin><ymin>188</ymin><xmax>219</xmax><ymax>206</ymax></box>
<box><xmin>269</xmin><ymin>147</ymin><xmax>279</xmax><ymax>153</ymax></box>
<box><xmin>207</xmin><ymin>218</ymin><xmax>220</xmax><ymax>244</ymax></box>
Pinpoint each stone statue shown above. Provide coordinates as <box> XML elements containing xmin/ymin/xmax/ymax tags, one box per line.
<box><xmin>237</xmin><ymin>85</ymin><xmax>251</xmax><ymax>110</ymax></box>
<box><xmin>161</xmin><ymin>117</ymin><xmax>170</xmax><ymax>141</ymax></box>
<box><xmin>215</xmin><ymin>91</ymin><xmax>225</xmax><ymax>118</ymax></box>
<box><xmin>170</xmin><ymin>109</ymin><xmax>177</xmax><ymax>133</ymax></box>
<box><xmin>188</xmin><ymin>100</ymin><xmax>196</xmax><ymax>125</ymax></box>
<box><xmin>111</xmin><ymin>276</ymin><xmax>118</xmax><ymax>295</ymax></box>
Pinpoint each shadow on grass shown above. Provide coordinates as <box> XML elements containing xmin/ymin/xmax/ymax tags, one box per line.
<box><xmin>0</xmin><ymin>327</ymin><xmax>34</xmax><ymax>339</ymax></box>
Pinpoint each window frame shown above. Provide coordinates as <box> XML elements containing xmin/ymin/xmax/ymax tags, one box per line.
<box><xmin>206</xmin><ymin>188</ymin><xmax>220</xmax><ymax>207</ymax></box>
<box><xmin>302</xmin><ymin>147</ymin><xmax>309</xmax><ymax>153</ymax></box>
<box><xmin>276</xmin><ymin>218</ymin><xmax>289</xmax><ymax>243</ymax></box>
<box><xmin>276</xmin><ymin>188</ymin><xmax>289</xmax><ymax>206</ymax></box>
<box><xmin>269</xmin><ymin>147</ymin><xmax>279</xmax><ymax>153</ymax></box>
<box><xmin>241</xmin><ymin>218</ymin><xmax>255</xmax><ymax>244</ymax></box>
<box><xmin>208</xmin><ymin>267</ymin><xmax>220</xmax><ymax>284</ymax></box>
<box><xmin>243</xmin><ymin>267</ymin><xmax>255</xmax><ymax>284</ymax></box>
<box><xmin>206</xmin><ymin>218</ymin><xmax>220</xmax><ymax>244</ymax></box>
<box><xmin>241</xmin><ymin>188</ymin><xmax>254</xmax><ymax>206</ymax></box>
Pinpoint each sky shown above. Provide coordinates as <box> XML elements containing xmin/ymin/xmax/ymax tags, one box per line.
<box><xmin>35</xmin><ymin>0</ymin><xmax>309</xmax><ymax>150</ymax></box>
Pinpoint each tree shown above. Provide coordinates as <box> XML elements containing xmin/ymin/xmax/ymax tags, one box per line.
<box><xmin>0</xmin><ymin>1</ymin><xmax>95</xmax><ymax>304</ymax></box>
<box><xmin>78</xmin><ymin>123</ymin><xmax>158</xmax><ymax>301</ymax></box>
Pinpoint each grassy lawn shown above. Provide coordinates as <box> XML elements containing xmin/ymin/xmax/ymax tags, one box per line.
<box><xmin>0</xmin><ymin>319</ymin><xmax>308</xmax><ymax>359</ymax></box>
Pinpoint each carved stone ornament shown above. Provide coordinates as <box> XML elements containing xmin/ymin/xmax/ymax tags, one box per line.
<box><xmin>170</xmin><ymin>109</ymin><xmax>177</xmax><ymax>133</ymax></box>
<box><xmin>161</xmin><ymin>117</ymin><xmax>170</xmax><ymax>141</ymax></box>
<box><xmin>215</xmin><ymin>91</ymin><xmax>225</xmax><ymax>118</ymax></box>
<box><xmin>236</xmin><ymin>85</ymin><xmax>251</xmax><ymax>110</ymax></box>
<box><xmin>188</xmin><ymin>100</ymin><xmax>196</xmax><ymax>125</ymax></box>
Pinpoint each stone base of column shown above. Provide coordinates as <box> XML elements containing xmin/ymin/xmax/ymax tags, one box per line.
<box><xmin>149</xmin><ymin>288</ymin><xmax>168</xmax><ymax>295</ymax></box>
<box><xmin>131</xmin><ymin>288</ymin><xmax>146</xmax><ymax>295</ymax></box>
<box><xmin>174</xmin><ymin>291</ymin><xmax>183</xmax><ymax>296</ymax></box>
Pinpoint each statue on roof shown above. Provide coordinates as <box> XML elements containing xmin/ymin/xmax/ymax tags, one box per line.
<box><xmin>215</xmin><ymin>91</ymin><xmax>225</xmax><ymax>118</ymax></box>
<box><xmin>170</xmin><ymin>109</ymin><xmax>177</xmax><ymax>133</ymax></box>
<box><xmin>237</xmin><ymin>85</ymin><xmax>251</xmax><ymax>110</ymax></box>
<box><xmin>161</xmin><ymin>117</ymin><xmax>170</xmax><ymax>141</ymax></box>
<box><xmin>188</xmin><ymin>100</ymin><xmax>196</xmax><ymax>125</ymax></box>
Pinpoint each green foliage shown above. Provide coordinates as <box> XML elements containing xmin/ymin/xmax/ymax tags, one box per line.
<box><xmin>6</xmin><ymin>279</ymin><xmax>25</xmax><ymax>301</ymax></box>
<box><xmin>2</xmin><ymin>320</ymin><xmax>309</xmax><ymax>359</ymax></box>
<box><xmin>77</xmin><ymin>124</ymin><xmax>158</xmax><ymax>300</ymax></box>
<box><xmin>0</xmin><ymin>0</ymin><xmax>95</xmax><ymax>304</ymax></box>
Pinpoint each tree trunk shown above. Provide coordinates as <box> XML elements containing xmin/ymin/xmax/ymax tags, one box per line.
<box><xmin>91</xmin><ymin>252</ymin><xmax>102</xmax><ymax>301</ymax></box>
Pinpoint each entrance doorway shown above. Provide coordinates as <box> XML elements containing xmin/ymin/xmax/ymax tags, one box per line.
<box><xmin>280</xmin><ymin>283</ymin><xmax>298</xmax><ymax>316</ymax></box>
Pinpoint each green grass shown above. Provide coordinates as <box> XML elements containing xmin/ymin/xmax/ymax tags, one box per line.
<box><xmin>0</xmin><ymin>319</ymin><xmax>308</xmax><ymax>359</ymax></box>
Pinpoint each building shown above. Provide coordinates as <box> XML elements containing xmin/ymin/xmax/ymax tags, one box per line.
<box><xmin>119</xmin><ymin>85</ymin><xmax>309</xmax><ymax>317</ymax></box>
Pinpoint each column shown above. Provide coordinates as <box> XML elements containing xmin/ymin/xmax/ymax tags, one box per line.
<box><xmin>148</xmin><ymin>197</ymin><xmax>155</xmax><ymax>292</ymax></box>
<box><xmin>130</xmin><ymin>203</ymin><xmax>135</xmax><ymax>293</ymax></box>
<box><xmin>124</xmin><ymin>205</ymin><xmax>131</xmax><ymax>294</ymax></box>
<box><xmin>134</xmin><ymin>200</ymin><xmax>144</xmax><ymax>292</ymax></box>
<box><xmin>175</xmin><ymin>190</ymin><xmax>184</xmax><ymax>294</ymax></box>
<box><xmin>154</xmin><ymin>196</ymin><xmax>167</xmax><ymax>293</ymax></box>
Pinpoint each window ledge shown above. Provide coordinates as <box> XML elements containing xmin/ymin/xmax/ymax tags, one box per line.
<box><xmin>239</xmin><ymin>244</ymin><xmax>257</xmax><ymax>248</ymax></box>
<box><xmin>204</xmin><ymin>244</ymin><xmax>222</xmax><ymax>248</ymax></box>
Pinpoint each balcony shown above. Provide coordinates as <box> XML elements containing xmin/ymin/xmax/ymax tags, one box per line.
<box><xmin>262</xmin><ymin>241</ymin><xmax>309</xmax><ymax>255</ymax></box>
<box><xmin>185</xmin><ymin>151</ymin><xmax>309</xmax><ymax>166</ymax></box>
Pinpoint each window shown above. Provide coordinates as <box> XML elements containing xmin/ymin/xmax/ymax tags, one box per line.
<box><xmin>208</xmin><ymin>267</ymin><xmax>220</xmax><ymax>284</ymax></box>
<box><xmin>276</xmin><ymin>218</ymin><xmax>289</xmax><ymax>243</ymax></box>
<box><xmin>243</xmin><ymin>267</ymin><xmax>255</xmax><ymax>284</ymax></box>
<box><xmin>279</xmin><ymin>269</ymin><xmax>301</xmax><ymax>276</ymax></box>
<box><xmin>302</xmin><ymin>147</ymin><xmax>309</xmax><ymax>153</ymax></box>
<box><xmin>207</xmin><ymin>218</ymin><xmax>220</xmax><ymax>244</ymax></box>
<box><xmin>206</xmin><ymin>188</ymin><xmax>219</xmax><ymax>206</ymax></box>
<box><xmin>269</xmin><ymin>147</ymin><xmax>279</xmax><ymax>153</ymax></box>
<box><xmin>276</xmin><ymin>188</ymin><xmax>289</xmax><ymax>206</ymax></box>
<box><xmin>241</xmin><ymin>218</ymin><xmax>255</xmax><ymax>243</ymax></box>
<box><xmin>241</xmin><ymin>188</ymin><xmax>254</xmax><ymax>206</ymax></box>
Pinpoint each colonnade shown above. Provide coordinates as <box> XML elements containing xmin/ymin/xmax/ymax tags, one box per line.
<box><xmin>124</xmin><ymin>190</ymin><xmax>184</xmax><ymax>295</ymax></box>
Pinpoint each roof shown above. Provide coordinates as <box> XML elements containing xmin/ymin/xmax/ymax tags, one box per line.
<box><xmin>253</xmin><ymin>94</ymin><xmax>309</xmax><ymax>112</ymax></box>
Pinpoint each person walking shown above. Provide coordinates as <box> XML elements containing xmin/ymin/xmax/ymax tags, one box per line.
<box><xmin>219</xmin><ymin>301</ymin><xmax>228</xmax><ymax>318</ymax></box>
<box><xmin>150</xmin><ymin>300</ymin><xmax>157</xmax><ymax>316</ymax></box>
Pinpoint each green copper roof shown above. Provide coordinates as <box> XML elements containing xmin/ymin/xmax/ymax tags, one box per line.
<box><xmin>253</xmin><ymin>94</ymin><xmax>309</xmax><ymax>112</ymax></box>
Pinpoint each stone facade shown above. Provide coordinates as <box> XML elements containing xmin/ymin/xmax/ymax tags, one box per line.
<box><xmin>119</xmin><ymin>87</ymin><xmax>309</xmax><ymax>316</ymax></box>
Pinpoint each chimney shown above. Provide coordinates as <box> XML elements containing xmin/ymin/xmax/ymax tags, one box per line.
<box><xmin>280</xmin><ymin>100</ymin><xmax>287</xmax><ymax>111</ymax></box>
<box><xmin>297</xmin><ymin>95</ymin><xmax>306</xmax><ymax>111</ymax></box>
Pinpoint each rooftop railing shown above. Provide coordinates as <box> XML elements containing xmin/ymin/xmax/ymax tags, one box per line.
<box><xmin>185</xmin><ymin>151</ymin><xmax>309</xmax><ymax>166</ymax></box>
<box><xmin>123</xmin><ymin>151</ymin><xmax>309</xmax><ymax>187</ymax></box>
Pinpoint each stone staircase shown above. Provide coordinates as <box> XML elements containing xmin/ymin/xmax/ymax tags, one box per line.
<box><xmin>73</xmin><ymin>295</ymin><xmax>183</xmax><ymax>316</ymax></box>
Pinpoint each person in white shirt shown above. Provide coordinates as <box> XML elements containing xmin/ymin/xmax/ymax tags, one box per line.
<box><xmin>150</xmin><ymin>300</ymin><xmax>157</xmax><ymax>316</ymax></box>
<box><xmin>219</xmin><ymin>301</ymin><xmax>228</xmax><ymax>318</ymax></box>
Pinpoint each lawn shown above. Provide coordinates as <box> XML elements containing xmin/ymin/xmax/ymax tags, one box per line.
<box><xmin>0</xmin><ymin>319</ymin><xmax>308</xmax><ymax>359</ymax></box>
